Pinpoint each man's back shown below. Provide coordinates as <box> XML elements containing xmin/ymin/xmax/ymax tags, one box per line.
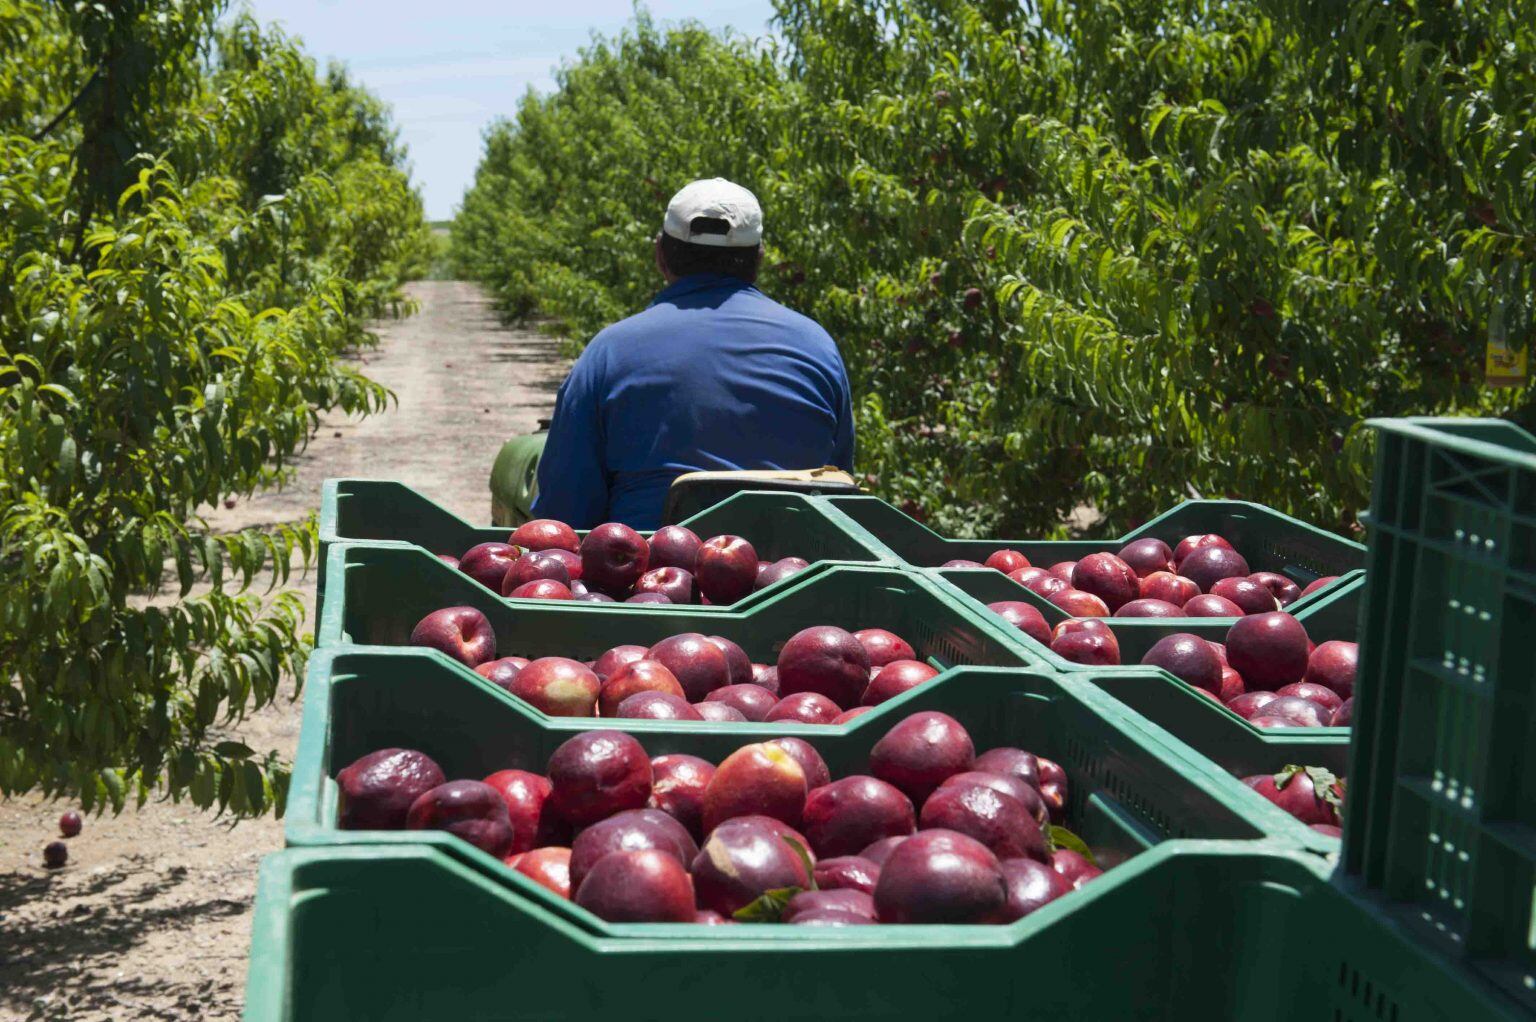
<box><xmin>532</xmin><ymin>273</ymin><xmax>854</xmax><ymax>529</ymax></box>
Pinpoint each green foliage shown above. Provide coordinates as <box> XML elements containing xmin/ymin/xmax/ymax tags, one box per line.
<box><xmin>453</xmin><ymin>0</ymin><xmax>1534</xmax><ymax>538</ymax></box>
<box><xmin>0</xmin><ymin>2</ymin><xmax>426</xmax><ymax>816</ymax></box>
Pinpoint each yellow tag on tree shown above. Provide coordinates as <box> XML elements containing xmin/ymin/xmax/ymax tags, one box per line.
<box><xmin>1485</xmin><ymin>337</ymin><xmax>1528</xmax><ymax>388</ymax></box>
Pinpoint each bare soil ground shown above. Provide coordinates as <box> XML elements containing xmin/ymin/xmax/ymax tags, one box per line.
<box><xmin>0</xmin><ymin>281</ymin><xmax>567</xmax><ymax>1021</ymax></box>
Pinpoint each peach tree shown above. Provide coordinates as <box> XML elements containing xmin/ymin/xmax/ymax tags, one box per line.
<box><xmin>0</xmin><ymin>2</ymin><xmax>426</xmax><ymax>815</ymax></box>
<box><xmin>456</xmin><ymin>1</ymin><xmax>1533</xmax><ymax>536</ymax></box>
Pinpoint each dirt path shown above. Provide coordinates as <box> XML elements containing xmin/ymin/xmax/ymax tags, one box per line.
<box><xmin>0</xmin><ymin>281</ymin><xmax>568</xmax><ymax>1022</ymax></box>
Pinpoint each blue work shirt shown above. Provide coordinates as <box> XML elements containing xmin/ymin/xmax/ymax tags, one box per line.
<box><xmin>531</xmin><ymin>273</ymin><xmax>854</xmax><ymax>530</ymax></box>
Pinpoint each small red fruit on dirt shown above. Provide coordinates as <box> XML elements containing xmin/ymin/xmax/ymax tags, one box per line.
<box><xmin>547</xmin><ymin>730</ymin><xmax>652</xmax><ymax>826</ymax></box>
<box><xmin>409</xmin><ymin>606</ymin><xmax>496</xmax><ymax>667</ymax></box>
<box><xmin>44</xmin><ymin>841</ymin><xmax>68</xmax><ymax>869</ymax></box>
<box><xmin>59</xmin><ymin>811</ymin><xmax>82</xmax><ymax>838</ymax></box>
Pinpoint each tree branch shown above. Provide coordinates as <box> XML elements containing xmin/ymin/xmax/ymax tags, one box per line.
<box><xmin>31</xmin><ymin>68</ymin><xmax>102</xmax><ymax>142</ymax></box>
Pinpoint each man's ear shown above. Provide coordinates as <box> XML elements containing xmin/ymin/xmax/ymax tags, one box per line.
<box><xmin>654</xmin><ymin>234</ymin><xmax>672</xmax><ymax>282</ymax></box>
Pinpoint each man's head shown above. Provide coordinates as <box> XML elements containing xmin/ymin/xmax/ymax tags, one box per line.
<box><xmin>655</xmin><ymin>178</ymin><xmax>763</xmax><ymax>284</ymax></box>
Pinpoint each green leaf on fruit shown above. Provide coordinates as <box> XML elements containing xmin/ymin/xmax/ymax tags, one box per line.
<box><xmin>1302</xmin><ymin>766</ymin><xmax>1345</xmax><ymax>812</ymax></box>
<box><xmin>781</xmin><ymin>833</ymin><xmax>817</xmax><ymax>889</ymax></box>
<box><xmin>732</xmin><ymin>886</ymin><xmax>803</xmax><ymax>923</ymax></box>
<box><xmin>1047</xmin><ymin>825</ymin><xmax>1097</xmax><ymax>866</ymax></box>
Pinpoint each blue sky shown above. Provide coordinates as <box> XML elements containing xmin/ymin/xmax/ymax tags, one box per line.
<box><xmin>236</xmin><ymin>2</ymin><xmax>777</xmax><ymax>219</ymax></box>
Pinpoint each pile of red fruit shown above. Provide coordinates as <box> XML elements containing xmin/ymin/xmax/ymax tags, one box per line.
<box><xmin>336</xmin><ymin>710</ymin><xmax>1101</xmax><ymax>924</ymax></box>
<box><xmin>1243</xmin><ymin>765</ymin><xmax>1345</xmax><ymax>836</ymax></box>
<box><xmin>440</xmin><ymin>519</ymin><xmax>810</xmax><ymax>605</ymax></box>
<box><xmin>1025</xmin><ymin>611</ymin><xmax>1354</xmax><ymax>729</ymax></box>
<box><xmin>409</xmin><ymin>611</ymin><xmax>942</xmax><ymax>723</ymax></box>
<box><xmin>952</xmin><ymin>535</ymin><xmax>1337</xmax><ymax>620</ymax></box>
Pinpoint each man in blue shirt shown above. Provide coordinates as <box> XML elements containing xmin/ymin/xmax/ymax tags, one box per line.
<box><xmin>531</xmin><ymin>178</ymin><xmax>855</xmax><ymax>530</ymax></box>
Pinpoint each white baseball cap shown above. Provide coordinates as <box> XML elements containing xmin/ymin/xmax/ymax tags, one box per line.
<box><xmin>662</xmin><ymin>178</ymin><xmax>763</xmax><ymax>248</ymax></box>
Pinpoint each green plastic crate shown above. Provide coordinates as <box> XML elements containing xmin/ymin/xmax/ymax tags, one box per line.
<box><xmin>825</xmin><ymin>494</ymin><xmax>1364</xmax><ymax>613</ymax></box>
<box><xmin>287</xmin><ymin>648</ymin><xmax>1319</xmax><ymax>859</ymax></box>
<box><xmin>930</xmin><ymin>568</ymin><xmax>1356</xmax><ymax>843</ymax></box>
<box><xmin>316</xmin><ymin>546</ymin><xmax>1039</xmax><ymax>679</ymax></box>
<box><xmin>1345</xmin><ymin>417</ymin><xmax>1536</xmax><ymax>1010</ymax></box>
<box><xmin>242</xmin><ymin>841</ymin><xmax>1525</xmax><ymax>1021</ymax></box>
<box><xmin>317</xmin><ymin>481</ymin><xmax>892</xmax><ymax>608</ymax></box>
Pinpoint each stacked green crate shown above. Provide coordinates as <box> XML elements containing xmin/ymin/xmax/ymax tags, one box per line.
<box><xmin>1344</xmin><ymin>418</ymin><xmax>1536</xmax><ymax>1013</ymax></box>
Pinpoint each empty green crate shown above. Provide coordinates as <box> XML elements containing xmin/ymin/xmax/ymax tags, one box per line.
<box><xmin>824</xmin><ymin>495</ymin><xmax>1364</xmax><ymax>614</ymax></box>
<box><xmin>316</xmin><ymin>546</ymin><xmax>1040</xmax><ymax>684</ymax></box>
<box><xmin>1346</xmin><ymin>417</ymin><xmax>1536</xmax><ymax>1011</ymax></box>
<box><xmin>288</xmin><ymin>648</ymin><xmax>1316</xmax><ymax>859</ymax></box>
<box><xmin>316</xmin><ymin>481</ymin><xmax>892</xmax><ymax>606</ymax></box>
<box><xmin>243</xmin><ymin>841</ymin><xmax>1525</xmax><ymax>1021</ymax></box>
